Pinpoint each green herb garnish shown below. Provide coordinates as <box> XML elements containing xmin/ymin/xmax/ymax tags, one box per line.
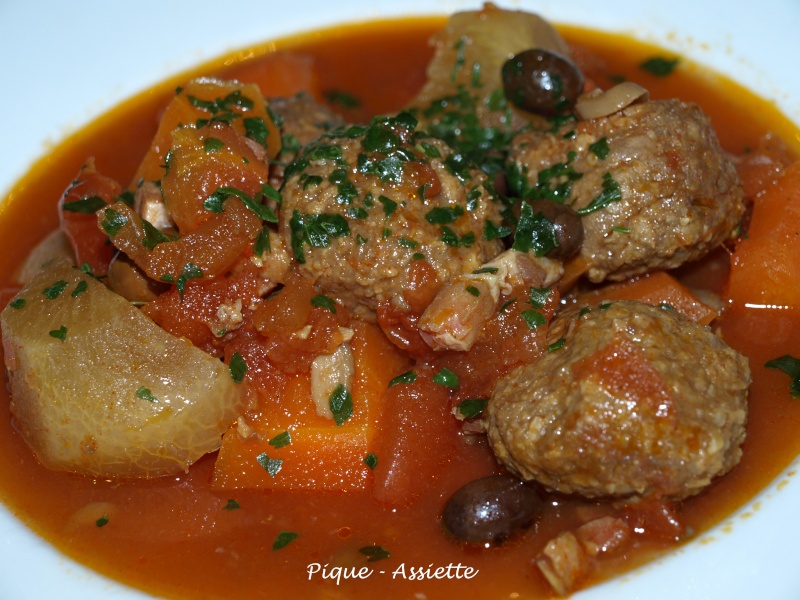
<box><xmin>229</xmin><ymin>352</ymin><xmax>248</xmax><ymax>384</ymax></box>
<box><xmin>329</xmin><ymin>384</ymin><xmax>353</xmax><ymax>426</ymax></box>
<box><xmin>765</xmin><ymin>355</ymin><xmax>800</xmax><ymax>397</ymax></box>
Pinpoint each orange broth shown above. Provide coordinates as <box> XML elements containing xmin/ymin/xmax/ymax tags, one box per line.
<box><xmin>1</xmin><ymin>16</ymin><xmax>800</xmax><ymax>600</ymax></box>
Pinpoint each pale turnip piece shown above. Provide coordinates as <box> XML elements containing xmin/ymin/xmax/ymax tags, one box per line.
<box><xmin>1</xmin><ymin>258</ymin><xmax>245</xmax><ymax>477</ymax></box>
<box><xmin>13</xmin><ymin>229</ymin><xmax>73</xmax><ymax>285</ymax></box>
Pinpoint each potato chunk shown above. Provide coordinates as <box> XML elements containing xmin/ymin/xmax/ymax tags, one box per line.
<box><xmin>1</xmin><ymin>259</ymin><xmax>245</xmax><ymax>477</ymax></box>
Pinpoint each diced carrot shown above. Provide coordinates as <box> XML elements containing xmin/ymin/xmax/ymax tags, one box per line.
<box><xmin>734</xmin><ymin>133</ymin><xmax>794</xmax><ymax>200</ymax></box>
<box><xmin>211</xmin><ymin>321</ymin><xmax>410</xmax><ymax>492</ymax></box>
<box><xmin>371</xmin><ymin>370</ymin><xmax>461</xmax><ymax>507</ymax></box>
<box><xmin>557</xmin><ymin>254</ymin><xmax>589</xmax><ymax>294</ymax></box>
<box><xmin>161</xmin><ymin>123</ymin><xmax>270</xmax><ymax>233</ymax></box>
<box><xmin>219</xmin><ymin>51</ymin><xmax>321</xmax><ymax>100</ymax></box>
<box><xmin>131</xmin><ymin>79</ymin><xmax>280</xmax><ymax>186</ymax></box>
<box><xmin>577</xmin><ymin>271</ymin><xmax>718</xmax><ymax>325</ymax></box>
<box><xmin>58</xmin><ymin>159</ymin><xmax>122</xmax><ymax>276</ymax></box>
<box><xmin>725</xmin><ymin>161</ymin><xmax>800</xmax><ymax>309</ymax></box>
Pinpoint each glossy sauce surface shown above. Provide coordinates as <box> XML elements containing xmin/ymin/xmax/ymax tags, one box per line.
<box><xmin>1</xmin><ymin>17</ymin><xmax>799</xmax><ymax>600</ymax></box>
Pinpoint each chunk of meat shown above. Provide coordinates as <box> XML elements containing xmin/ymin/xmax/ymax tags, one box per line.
<box><xmin>536</xmin><ymin>516</ymin><xmax>631</xmax><ymax>595</ymax></box>
<box><xmin>280</xmin><ymin>113</ymin><xmax>504</xmax><ymax>320</ymax></box>
<box><xmin>486</xmin><ymin>300</ymin><xmax>750</xmax><ymax>500</ymax></box>
<box><xmin>509</xmin><ymin>100</ymin><xmax>745</xmax><ymax>282</ymax></box>
<box><xmin>536</xmin><ymin>531</ymin><xmax>586</xmax><ymax>596</ymax></box>
<box><xmin>418</xmin><ymin>249</ymin><xmax>563</xmax><ymax>351</ymax></box>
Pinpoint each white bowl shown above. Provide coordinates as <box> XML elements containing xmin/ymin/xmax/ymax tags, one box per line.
<box><xmin>1</xmin><ymin>1</ymin><xmax>798</xmax><ymax>598</ymax></box>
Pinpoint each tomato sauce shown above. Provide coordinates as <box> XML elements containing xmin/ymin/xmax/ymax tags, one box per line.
<box><xmin>1</xmin><ymin>16</ymin><xmax>800</xmax><ymax>600</ymax></box>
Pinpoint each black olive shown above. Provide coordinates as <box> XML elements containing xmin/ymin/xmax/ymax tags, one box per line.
<box><xmin>502</xmin><ymin>49</ymin><xmax>584</xmax><ymax>116</ymax></box>
<box><xmin>442</xmin><ymin>474</ymin><xmax>542</xmax><ymax>544</ymax></box>
<box><xmin>526</xmin><ymin>199</ymin><xmax>584</xmax><ymax>260</ymax></box>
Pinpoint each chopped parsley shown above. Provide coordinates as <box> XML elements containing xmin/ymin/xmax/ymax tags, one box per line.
<box><xmin>484</xmin><ymin>220</ymin><xmax>512</xmax><ymax>241</ymax></box>
<box><xmin>206</xmin><ymin>187</ymin><xmax>278</xmax><ymax>223</ymax></box>
<box><xmin>589</xmin><ymin>137</ymin><xmax>610</xmax><ymax>159</ymax></box>
<box><xmin>9</xmin><ymin>298</ymin><xmax>26</xmax><ymax>309</ymax></box>
<box><xmin>499</xmin><ymin>297</ymin><xmax>517</xmax><ymax>314</ymax></box>
<box><xmin>42</xmin><ymin>280</ymin><xmax>68</xmax><ymax>299</ymax></box>
<box><xmin>256</xmin><ymin>452</ymin><xmax>283</xmax><ymax>477</ymax></box>
<box><xmin>176</xmin><ymin>262</ymin><xmax>203</xmax><ymax>295</ymax></box>
<box><xmin>223</xmin><ymin>499</ymin><xmax>240</xmax><ymax>511</ymax></box>
<box><xmin>311</xmin><ymin>294</ymin><xmax>337</xmax><ymax>313</ymax></box>
<box><xmin>267</xmin><ymin>430</ymin><xmax>292</xmax><ymax>448</ymax></box>
<box><xmin>61</xmin><ymin>195</ymin><xmax>106</xmax><ymax>214</ymax></box>
<box><xmin>388</xmin><ymin>370</ymin><xmax>417</xmax><ymax>387</ymax></box>
<box><xmin>229</xmin><ymin>352</ymin><xmax>248</xmax><ymax>384</ymax></box>
<box><xmin>48</xmin><ymin>326</ymin><xmax>67</xmax><ymax>341</ymax></box>
<box><xmin>425</xmin><ymin>205</ymin><xmax>464</xmax><ymax>225</ymax></box>
<box><xmin>324</xmin><ymin>89</ymin><xmax>361</xmax><ymax>109</ymax></box>
<box><xmin>576</xmin><ymin>172</ymin><xmax>622</xmax><ymax>215</ymax></box>
<box><xmin>243</xmin><ymin>117</ymin><xmax>270</xmax><ymax>147</ymax></box>
<box><xmin>359</xmin><ymin>545</ymin><xmax>391</xmax><ymax>562</ymax></box>
<box><xmin>273</xmin><ymin>531</ymin><xmax>299</xmax><ymax>551</ymax></box>
<box><xmin>528</xmin><ymin>287</ymin><xmax>552</xmax><ymax>309</ymax></box>
<box><xmin>520</xmin><ymin>309</ymin><xmax>547</xmax><ymax>329</ymax></box>
<box><xmin>466</xmin><ymin>285</ymin><xmax>481</xmax><ymax>297</ymax></box>
<box><xmin>378</xmin><ymin>195</ymin><xmax>398</xmax><ymax>218</ymax></box>
<box><xmin>364</xmin><ymin>453</ymin><xmax>378</xmax><ymax>470</ymax></box>
<box><xmin>765</xmin><ymin>355</ymin><xmax>800</xmax><ymax>397</ymax></box>
<box><xmin>289</xmin><ymin>210</ymin><xmax>351</xmax><ymax>263</ymax></box>
<box><xmin>329</xmin><ymin>384</ymin><xmax>353</xmax><ymax>426</ymax></box>
<box><xmin>100</xmin><ymin>208</ymin><xmax>128</xmax><ymax>237</ymax></box>
<box><xmin>141</xmin><ymin>219</ymin><xmax>174</xmax><ymax>250</ymax></box>
<box><xmin>71</xmin><ymin>280</ymin><xmax>89</xmax><ymax>297</ymax></box>
<box><xmin>458</xmin><ymin>398</ymin><xmax>487</xmax><ymax>419</ymax></box>
<box><xmin>640</xmin><ymin>56</ymin><xmax>680</xmax><ymax>77</ymax></box>
<box><xmin>432</xmin><ymin>367</ymin><xmax>459</xmax><ymax>388</ymax></box>
<box><xmin>548</xmin><ymin>338</ymin><xmax>566</xmax><ymax>353</ymax></box>
<box><xmin>135</xmin><ymin>386</ymin><xmax>158</xmax><ymax>403</ymax></box>
<box><xmin>203</xmin><ymin>137</ymin><xmax>225</xmax><ymax>153</ymax></box>
<box><xmin>512</xmin><ymin>201</ymin><xmax>558</xmax><ymax>257</ymax></box>
<box><xmin>96</xmin><ymin>515</ymin><xmax>109</xmax><ymax>528</ymax></box>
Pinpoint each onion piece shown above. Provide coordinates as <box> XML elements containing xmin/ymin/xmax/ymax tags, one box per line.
<box><xmin>575</xmin><ymin>82</ymin><xmax>650</xmax><ymax>120</ymax></box>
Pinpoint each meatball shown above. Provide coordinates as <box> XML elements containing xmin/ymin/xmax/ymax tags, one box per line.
<box><xmin>509</xmin><ymin>100</ymin><xmax>745</xmax><ymax>282</ymax></box>
<box><xmin>485</xmin><ymin>300</ymin><xmax>750</xmax><ymax>500</ymax></box>
<box><xmin>268</xmin><ymin>94</ymin><xmax>345</xmax><ymax>189</ymax></box>
<box><xmin>280</xmin><ymin>112</ymin><xmax>505</xmax><ymax>320</ymax></box>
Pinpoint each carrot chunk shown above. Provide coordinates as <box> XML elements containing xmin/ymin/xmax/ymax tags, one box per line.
<box><xmin>726</xmin><ymin>161</ymin><xmax>800</xmax><ymax>309</ymax></box>
<box><xmin>58</xmin><ymin>160</ymin><xmax>122</xmax><ymax>275</ymax></box>
<box><xmin>219</xmin><ymin>51</ymin><xmax>321</xmax><ymax>99</ymax></box>
<box><xmin>578</xmin><ymin>271</ymin><xmax>718</xmax><ymax>325</ymax></box>
<box><xmin>212</xmin><ymin>321</ymin><xmax>409</xmax><ymax>491</ymax></box>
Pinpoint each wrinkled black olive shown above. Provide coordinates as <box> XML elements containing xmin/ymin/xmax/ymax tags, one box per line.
<box><xmin>442</xmin><ymin>474</ymin><xmax>542</xmax><ymax>544</ymax></box>
<box><xmin>526</xmin><ymin>199</ymin><xmax>584</xmax><ymax>260</ymax></box>
<box><xmin>502</xmin><ymin>49</ymin><xmax>584</xmax><ymax>116</ymax></box>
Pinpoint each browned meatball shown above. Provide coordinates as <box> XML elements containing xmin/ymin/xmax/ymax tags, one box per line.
<box><xmin>279</xmin><ymin>112</ymin><xmax>505</xmax><ymax>320</ymax></box>
<box><xmin>509</xmin><ymin>100</ymin><xmax>745</xmax><ymax>282</ymax></box>
<box><xmin>267</xmin><ymin>94</ymin><xmax>345</xmax><ymax>189</ymax></box>
<box><xmin>485</xmin><ymin>300</ymin><xmax>749</xmax><ymax>500</ymax></box>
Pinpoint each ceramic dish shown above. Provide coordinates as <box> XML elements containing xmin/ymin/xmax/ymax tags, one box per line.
<box><xmin>0</xmin><ymin>1</ymin><xmax>798</xmax><ymax>598</ymax></box>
